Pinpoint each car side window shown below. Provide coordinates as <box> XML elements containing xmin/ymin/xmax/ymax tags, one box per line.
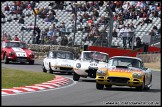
<box><xmin>49</xmin><ymin>52</ymin><xmax>53</xmax><ymax>58</ymax></box>
<box><xmin>47</xmin><ymin>52</ymin><xmax>50</xmax><ymax>58</ymax></box>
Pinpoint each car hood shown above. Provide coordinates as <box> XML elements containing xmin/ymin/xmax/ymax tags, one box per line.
<box><xmin>11</xmin><ymin>47</ymin><xmax>32</xmax><ymax>57</ymax></box>
<box><xmin>107</xmin><ymin>67</ymin><xmax>143</xmax><ymax>78</ymax></box>
<box><xmin>79</xmin><ymin>60</ymin><xmax>107</xmax><ymax>68</ymax></box>
<box><xmin>55</xmin><ymin>58</ymin><xmax>75</xmax><ymax>66</ymax></box>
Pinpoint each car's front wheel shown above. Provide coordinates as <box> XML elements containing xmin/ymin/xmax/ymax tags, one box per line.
<box><xmin>29</xmin><ymin>60</ymin><xmax>34</xmax><ymax>65</ymax></box>
<box><xmin>4</xmin><ymin>53</ymin><xmax>9</xmax><ymax>64</ymax></box>
<box><xmin>42</xmin><ymin>63</ymin><xmax>47</xmax><ymax>73</ymax></box>
<box><xmin>105</xmin><ymin>85</ymin><xmax>112</xmax><ymax>89</ymax></box>
<box><xmin>73</xmin><ymin>72</ymin><xmax>80</xmax><ymax>81</ymax></box>
<box><xmin>136</xmin><ymin>78</ymin><xmax>145</xmax><ymax>91</ymax></box>
<box><xmin>96</xmin><ymin>82</ymin><xmax>104</xmax><ymax>90</ymax></box>
<box><xmin>48</xmin><ymin>63</ymin><xmax>53</xmax><ymax>74</ymax></box>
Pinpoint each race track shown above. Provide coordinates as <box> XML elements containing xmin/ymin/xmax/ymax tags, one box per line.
<box><xmin>1</xmin><ymin>60</ymin><xmax>161</xmax><ymax>106</ymax></box>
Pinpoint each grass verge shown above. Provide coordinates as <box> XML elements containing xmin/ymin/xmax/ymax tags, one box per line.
<box><xmin>2</xmin><ymin>67</ymin><xmax>55</xmax><ymax>89</ymax></box>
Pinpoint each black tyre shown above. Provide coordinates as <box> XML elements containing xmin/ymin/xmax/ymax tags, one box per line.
<box><xmin>29</xmin><ymin>60</ymin><xmax>34</xmax><ymax>65</ymax></box>
<box><xmin>4</xmin><ymin>53</ymin><xmax>9</xmax><ymax>64</ymax></box>
<box><xmin>73</xmin><ymin>72</ymin><xmax>80</xmax><ymax>81</ymax></box>
<box><xmin>136</xmin><ymin>78</ymin><xmax>145</xmax><ymax>91</ymax></box>
<box><xmin>42</xmin><ymin>63</ymin><xmax>47</xmax><ymax>73</ymax></box>
<box><xmin>96</xmin><ymin>82</ymin><xmax>104</xmax><ymax>90</ymax></box>
<box><xmin>105</xmin><ymin>85</ymin><xmax>112</xmax><ymax>89</ymax></box>
<box><xmin>145</xmin><ymin>75</ymin><xmax>152</xmax><ymax>90</ymax></box>
<box><xmin>48</xmin><ymin>63</ymin><xmax>53</xmax><ymax>74</ymax></box>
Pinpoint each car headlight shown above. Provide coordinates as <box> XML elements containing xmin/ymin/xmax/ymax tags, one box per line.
<box><xmin>132</xmin><ymin>72</ymin><xmax>142</xmax><ymax>79</ymax></box>
<box><xmin>29</xmin><ymin>52</ymin><xmax>35</xmax><ymax>58</ymax></box>
<box><xmin>76</xmin><ymin>63</ymin><xmax>81</xmax><ymax>68</ymax></box>
<box><xmin>97</xmin><ymin>70</ymin><xmax>106</xmax><ymax>76</ymax></box>
<box><xmin>10</xmin><ymin>51</ymin><xmax>15</xmax><ymax>56</ymax></box>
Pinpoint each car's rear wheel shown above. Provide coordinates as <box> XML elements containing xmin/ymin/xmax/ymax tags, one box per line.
<box><xmin>4</xmin><ymin>53</ymin><xmax>9</xmax><ymax>64</ymax></box>
<box><xmin>42</xmin><ymin>63</ymin><xmax>47</xmax><ymax>73</ymax></box>
<box><xmin>96</xmin><ymin>82</ymin><xmax>104</xmax><ymax>90</ymax></box>
<box><xmin>48</xmin><ymin>63</ymin><xmax>53</xmax><ymax>74</ymax></box>
<box><xmin>73</xmin><ymin>72</ymin><xmax>80</xmax><ymax>81</ymax></box>
<box><xmin>29</xmin><ymin>60</ymin><xmax>34</xmax><ymax>65</ymax></box>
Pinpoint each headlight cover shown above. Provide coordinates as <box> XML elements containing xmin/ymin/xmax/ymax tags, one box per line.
<box><xmin>29</xmin><ymin>52</ymin><xmax>35</xmax><ymax>58</ymax></box>
<box><xmin>10</xmin><ymin>51</ymin><xmax>15</xmax><ymax>56</ymax></box>
<box><xmin>132</xmin><ymin>72</ymin><xmax>142</xmax><ymax>79</ymax></box>
<box><xmin>97</xmin><ymin>70</ymin><xmax>106</xmax><ymax>76</ymax></box>
<box><xmin>76</xmin><ymin>63</ymin><xmax>81</xmax><ymax>68</ymax></box>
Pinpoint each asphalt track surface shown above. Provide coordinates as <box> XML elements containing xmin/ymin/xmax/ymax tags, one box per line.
<box><xmin>1</xmin><ymin>60</ymin><xmax>161</xmax><ymax>106</ymax></box>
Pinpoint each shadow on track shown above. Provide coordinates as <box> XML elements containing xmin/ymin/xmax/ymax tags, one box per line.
<box><xmin>1</xmin><ymin>61</ymin><xmax>41</xmax><ymax>65</ymax></box>
<box><xmin>102</xmin><ymin>87</ymin><xmax>161</xmax><ymax>92</ymax></box>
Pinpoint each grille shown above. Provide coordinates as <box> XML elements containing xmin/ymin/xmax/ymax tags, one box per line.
<box><xmin>60</xmin><ymin>67</ymin><xmax>73</xmax><ymax>70</ymax></box>
<box><xmin>17</xmin><ymin>57</ymin><xmax>27</xmax><ymax>59</ymax></box>
<box><xmin>108</xmin><ymin>77</ymin><xmax>130</xmax><ymax>83</ymax></box>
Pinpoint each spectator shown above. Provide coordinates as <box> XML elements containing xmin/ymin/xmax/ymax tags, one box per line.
<box><xmin>149</xmin><ymin>29</ymin><xmax>155</xmax><ymax>36</ymax></box>
<box><xmin>4</xmin><ymin>3</ymin><xmax>10</xmax><ymax>11</ymax></box>
<box><xmin>61</xmin><ymin>36</ymin><xmax>68</xmax><ymax>46</ymax></box>
<box><xmin>127</xmin><ymin>24</ymin><xmax>135</xmax><ymax>48</ymax></box>
<box><xmin>135</xmin><ymin>37</ymin><xmax>142</xmax><ymax>48</ymax></box>
<box><xmin>1</xmin><ymin>11</ymin><xmax>5</xmax><ymax>18</ymax></box>
<box><xmin>68</xmin><ymin>37</ymin><xmax>73</xmax><ymax>46</ymax></box>
<box><xmin>3</xmin><ymin>33</ymin><xmax>8</xmax><ymax>41</ymax></box>
<box><xmin>88</xmin><ymin>18</ymin><xmax>93</xmax><ymax>26</ymax></box>
<box><xmin>35</xmin><ymin>27</ymin><xmax>41</xmax><ymax>44</ymax></box>
<box><xmin>112</xmin><ymin>29</ymin><xmax>118</xmax><ymax>37</ymax></box>
<box><xmin>158</xmin><ymin>26</ymin><xmax>161</xmax><ymax>34</ymax></box>
<box><xmin>136</xmin><ymin>17</ymin><xmax>152</xmax><ymax>26</ymax></box>
<box><xmin>119</xmin><ymin>25</ymin><xmax>127</xmax><ymax>49</ymax></box>
<box><xmin>14</xmin><ymin>35</ymin><xmax>19</xmax><ymax>41</ymax></box>
<box><xmin>18</xmin><ymin>17</ymin><xmax>24</xmax><ymax>24</ymax></box>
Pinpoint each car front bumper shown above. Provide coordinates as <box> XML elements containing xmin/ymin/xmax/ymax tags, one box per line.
<box><xmin>96</xmin><ymin>76</ymin><xmax>143</xmax><ymax>87</ymax></box>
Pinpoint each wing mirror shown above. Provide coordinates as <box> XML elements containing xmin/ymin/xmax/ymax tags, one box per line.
<box><xmin>143</xmin><ymin>67</ymin><xmax>148</xmax><ymax>70</ymax></box>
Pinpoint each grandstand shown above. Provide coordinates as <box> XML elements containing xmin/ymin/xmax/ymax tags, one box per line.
<box><xmin>1</xmin><ymin>1</ymin><xmax>161</xmax><ymax>49</ymax></box>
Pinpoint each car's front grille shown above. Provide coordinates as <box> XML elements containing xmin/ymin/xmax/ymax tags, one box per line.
<box><xmin>17</xmin><ymin>57</ymin><xmax>27</xmax><ymax>59</ymax></box>
<box><xmin>60</xmin><ymin>67</ymin><xmax>73</xmax><ymax>70</ymax></box>
<box><xmin>107</xmin><ymin>77</ymin><xmax>130</xmax><ymax>83</ymax></box>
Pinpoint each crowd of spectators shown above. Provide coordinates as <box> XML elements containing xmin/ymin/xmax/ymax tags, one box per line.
<box><xmin>1</xmin><ymin>1</ymin><xmax>161</xmax><ymax>48</ymax></box>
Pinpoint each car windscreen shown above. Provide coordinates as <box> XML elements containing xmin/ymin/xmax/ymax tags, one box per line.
<box><xmin>53</xmin><ymin>52</ymin><xmax>74</xmax><ymax>60</ymax></box>
<box><xmin>83</xmin><ymin>52</ymin><xmax>108</xmax><ymax>62</ymax></box>
<box><xmin>5</xmin><ymin>42</ymin><xmax>27</xmax><ymax>48</ymax></box>
<box><xmin>111</xmin><ymin>58</ymin><xmax>142</xmax><ymax>68</ymax></box>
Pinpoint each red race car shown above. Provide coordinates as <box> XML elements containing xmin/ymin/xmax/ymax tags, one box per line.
<box><xmin>1</xmin><ymin>40</ymin><xmax>35</xmax><ymax>64</ymax></box>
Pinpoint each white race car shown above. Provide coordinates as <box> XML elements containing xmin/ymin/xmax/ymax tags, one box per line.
<box><xmin>42</xmin><ymin>50</ymin><xmax>75</xmax><ymax>74</ymax></box>
<box><xmin>73</xmin><ymin>51</ymin><xmax>109</xmax><ymax>81</ymax></box>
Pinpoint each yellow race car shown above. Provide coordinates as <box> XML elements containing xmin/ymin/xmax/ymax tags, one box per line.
<box><xmin>96</xmin><ymin>56</ymin><xmax>152</xmax><ymax>91</ymax></box>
